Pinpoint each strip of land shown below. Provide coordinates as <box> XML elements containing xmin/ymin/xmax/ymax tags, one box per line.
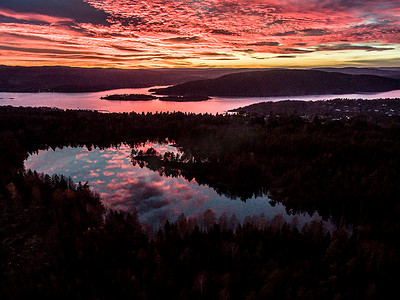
<box><xmin>230</xmin><ymin>98</ymin><xmax>400</xmax><ymax>118</ymax></box>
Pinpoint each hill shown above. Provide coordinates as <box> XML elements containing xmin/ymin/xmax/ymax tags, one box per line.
<box><xmin>151</xmin><ymin>69</ymin><xmax>400</xmax><ymax>97</ymax></box>
<box><xmin>314</xmin><ymin>67</ymin><xmax>400</xmax><ymax>79</ymax></box>
<box><xmin>0</xmin><ymin>66</ymin><xmax>249</xmax><ymax>93</ymax></box>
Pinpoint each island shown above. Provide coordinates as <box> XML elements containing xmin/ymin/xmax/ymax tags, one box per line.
<box><xmin>101</xmin><ymin>93</ymin><xmax>211</xmax><ymax>102</ymax></box>
<box><xmin>101</xmin><ymin>94</ymin><xmax>157</xmax><ymax>101</ymax></box>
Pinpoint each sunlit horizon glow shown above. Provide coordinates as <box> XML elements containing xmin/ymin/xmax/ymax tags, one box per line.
<box><xmin>0</xmin><ymin>0</ymin><xmax>399</xmax><ymax>69</ymax></box>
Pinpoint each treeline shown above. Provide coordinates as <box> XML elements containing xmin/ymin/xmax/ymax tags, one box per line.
<box><xmin>1</xmin><ymin>106</ymin><xmax>400</xmax><ymax>298</ymax></box>
<box><xmin>1</xmin><ymin>171</ymin><xmax>397</xmax><ymax>299</ymax></box>
<box><xmin>131</xmin><ymin>115</ymin><xmax>400</xmax><ymax>237</ymax></box>
<box><xmin>1</xmin><ymin>106</ymin><xmax>400</xmax><ymax>232</ymax></box>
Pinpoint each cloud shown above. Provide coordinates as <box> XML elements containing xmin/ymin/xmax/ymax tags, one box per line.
<box><xmin>105</xmin><ymin>177</ymin><xmax>170</xmax><ymax>214</ymax></box>
<box><xmin>247</xmin><ymin>41</ymin><xmax>280</xmax><ymax>46</ymax></box>
<box><xmin>163</xmin><ymin>36</ymin><xmax>201</xmax><ymax>43</ymax></box>
<box><xmin>282</xmin><ymin>48</ymin><xmax>315</xmax><ymax>53</ymax></box>
<box><xmin>0</xmin><ymin>8</ymin><xmax>72</xmax><ymax>24</ymax></box>
<box><xmin>274</xmin><ymin>31</ymin><xmax>297</xmax><ymax>36</ymax></box>
<box><xmin>1</xmin><ymin>0</ymin><xmax>400</xmax><ymax>67</ymax></box>
<box><xmin>349</xmin><ymin>57</ymin><xmax>400</xmax><ymax>66</ymax></box>
<box><xmin>203</xmin><ymin>57</ymin><xmax>240</xmax><ymax>61</ymax></box>
<box><xmin>0</xmin><ymin>0</ymin><xmax>109</xmax><ymax>25</ymax></box>
<box><xmin>234</xmin><ymin>49</ymin><xmax>255</xmax><ymax>53</ymax></box>
<box><xmin>200</xmin><ymin>52</ymin><xmax>235</xmax><ymax>57</ymax></box>
<box><xmin>128</xmin><ymin>180</ymin><xmax>164</xmax><ymax>201</ymax></box>
<box><xmin>103</xmin><ymin>171</ymin><xmax>115</xmax><ymax>176</ymax></box>
<box><xmin>112</xmin><ymin>45</ymin><xmax>143</xmax><ymax>52</ymax></box>
<box><xmin>301</xmin><ymin>29</ymin><xmax>328</xmax><ymax>36</ymax></box>
<box><xmin>275</xmin><ymin>55</ymin><xmax>297</xmax><ymax>58</ymax></box>
<box><xmin>210</xmin><ymin>29</ymin><xmax>239</xmax><ymax>36</ymax></box>
<box><xmin>317</xmin><ymin>43</ymin><xmax>395</xmax><ymax>51</ymax></box>
<box><xmin>0</xmin><ymin>45</ymin><xmax>100</xmax><ymax>55</ymax></box>
<box><xmin>0</xmin><ymin>33</ymin><xmax>56</xmax><ymax>43</ymax></box>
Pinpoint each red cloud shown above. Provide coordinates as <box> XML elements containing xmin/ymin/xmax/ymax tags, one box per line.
<box><xmin>0</xmin><ymin>8</ymin><xmax>72</xmax><ymax>24</ymax></box>
<box><xmin>1</xmin><ymin>0</ymin><xmax>399</xmax><ymax>67</ymax></box>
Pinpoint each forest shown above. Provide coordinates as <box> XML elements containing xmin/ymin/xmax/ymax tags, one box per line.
<box><xmin>0</xmin><ymin>106</ymin><xmax>399</xmax><ymax>299</ymax></box>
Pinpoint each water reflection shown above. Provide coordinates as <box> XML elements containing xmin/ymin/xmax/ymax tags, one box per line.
<box><xmin>25</xmin><ymin>143</ymin><xmax>323</xmax><ymax>227</ymax></box>
<box><xmin>2</xmin><ymin>86</ymin><xmax>400</xmax><ymax>114</ymax></box>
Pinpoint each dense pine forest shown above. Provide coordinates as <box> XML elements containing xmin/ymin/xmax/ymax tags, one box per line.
<box><xmin>1</xmin><ymin>106</ymin><xmax>399</xmax><ymax>299</ymax></box>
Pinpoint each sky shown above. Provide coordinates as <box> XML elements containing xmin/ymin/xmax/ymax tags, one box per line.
<box><xmin>0</xmin><ymin>0</ymin><xmax>399</xmax><ymax>68</ymax></box>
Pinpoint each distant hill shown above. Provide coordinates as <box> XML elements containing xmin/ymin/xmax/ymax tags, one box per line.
<box><xmin>0</xmin><ymin>66</ymin><xmax>250</xmax><ymax>93</ymax></box>
<box><xmin>2</xmin><ymin>66</ymin><xmax>400</xmax><ymax>94</ymax></box>
<box><xmin>313</xmin><ymin>67</ymin><xmax>400</xmax><ymax>79</ymax></box>
<box><xmin>151</xmin><ymin>70</ymin><xmax>400</xmax><ymax>97</ymax></box>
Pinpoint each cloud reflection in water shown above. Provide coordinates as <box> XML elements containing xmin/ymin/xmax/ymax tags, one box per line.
<box><xmin>25</xmin><ymin>144</ymin><xmax>320</xmax><ymax>227</ymax></box>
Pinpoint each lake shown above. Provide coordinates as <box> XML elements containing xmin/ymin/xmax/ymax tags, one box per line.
<box><xmin>2</xmin><ymin>87</ymin><xmax>400</xmax><ymax>114</ymax></box>
<box><xmin>25</xmin><ymin>143</ymin><xmax>325</xmax><ymax>228</ymax></box>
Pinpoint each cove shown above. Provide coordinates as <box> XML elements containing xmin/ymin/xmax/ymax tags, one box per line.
<box><xmin>2</xmin><ymin>86</ymin><xmax>400</xmax><ymax>114</ymax></box>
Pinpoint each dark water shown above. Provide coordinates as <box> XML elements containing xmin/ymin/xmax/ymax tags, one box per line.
<box><xmin>25</xmin><ymin>143</ymin><xmax>326</xmax><ymax>227</ymax></box>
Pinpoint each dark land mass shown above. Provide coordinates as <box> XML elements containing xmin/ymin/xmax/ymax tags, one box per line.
<box><xmin>2</xmin><ymin>66</ymin><xmax>400</xmax><ymax>94</ymax></box>
<box><xmin>0</xmin><ymin>66</ymin><xmax>261</xmax><ymax>93</ymax></box>
<box><xmin>101</xmin><ymin>94</ymin><xmax>211</xmax><ymax>102</ymax></box>
<box><xmin>157</xmin><ymin>95</ymin><xmax>211</xmax><ymax>102</ymax></box>
<box><xmin>101</xmin><ymin>94</ymin><xmax>157</xmax><ymax>101</ymax></box>
<box><xmin>231</xmin><ymin>98</ymin><xmax>400</xmax><ymax>118</ymax></box>
<box><xmin>314</xmin><ymin>67</ymin><xmax>400</xmax><ymax>79</ymax></box>
<box><xmin>1</xmin><ymin>106</ymin><xmax>399</xmax><ymax>231</ymax></box>
<box><xmin>152</xmin><ymin>69</ymin><xmax>400</xmax><ymax>97</ymax></box>
<box><xmin>1</xmin><ymin>106</ymin><xmax>399</xmax><ymax>299</ymax></box>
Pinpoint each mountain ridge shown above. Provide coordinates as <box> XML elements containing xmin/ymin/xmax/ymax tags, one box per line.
<box><xmin>151</xmin><ymin>69</ymin><xmax>400</xmax><ymax>97</ymax></box>
<box><xmin>0</xmin><ymin>66</ymin><xmax>254</xmax><ymax>93</ymax></box>
<box><xmin>1</xmin><ymin>66</ymin><xmax>400</xmax><ymax>94</ymax></box>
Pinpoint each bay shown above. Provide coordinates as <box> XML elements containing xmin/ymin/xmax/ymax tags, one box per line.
<box><xmin>2</xmin><ymin>87</ymin><xmax>400</xmax><ymax>114</ymax></box>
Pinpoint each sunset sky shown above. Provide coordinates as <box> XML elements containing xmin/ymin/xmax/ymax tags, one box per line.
<box><xmin>0</xmin><ymin>0</ymin><xmax>399</xmax><ymax>68</ymax></box>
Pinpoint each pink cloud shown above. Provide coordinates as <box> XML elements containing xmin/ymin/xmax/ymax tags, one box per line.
<box><xmin>103</xmin><ymin>171</ymin><xmax>115</xmax><ymax>176</ymax></box>
<box><xmin>1</xmin><ymin>0</ymin><xmax>399</xmax><ymax>67</ymax></box>
<box><xmin>89</xmin><ymin>170</ymin><xmax>100</xmax><ymax>177</ymax></box>
<box><xmin>0</xmin><ymin>8</ymin><xmax>73</xmax><ymax>24</ymax></box>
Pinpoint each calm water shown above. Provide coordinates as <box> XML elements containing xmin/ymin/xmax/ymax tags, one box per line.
<box><xmin>25</xmin><ymin>143</ymin><xmax>323</xmax><ymax>227</ymax></box>
<box><xmin>2</xmin><ymin>87</ymin><xmax>400</xmax><ymax>114</ymax></box>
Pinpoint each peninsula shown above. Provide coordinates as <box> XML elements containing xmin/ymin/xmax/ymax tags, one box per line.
<box><xmin>151</xmin><ymin>69</ymin><xmax>400</xmax><ymax>97</ymax></box>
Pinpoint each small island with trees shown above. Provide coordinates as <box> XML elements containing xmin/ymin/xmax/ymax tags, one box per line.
<box><xmin>101</xmin><ymin>93</ymin><xmax>211</xmax><ymax>102</ymax></box>
<box><xmin>100</xmin><ymin>94</ymin><xmax>157</xmax><ymax>101</ymax></box>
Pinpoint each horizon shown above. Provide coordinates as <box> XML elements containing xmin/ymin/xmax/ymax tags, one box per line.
<box><xmin>2</xmin><ymin>64</ymin><xmax>400</xmax><ymax>71</ymax></box>
<box><xmin>1</xmin><ymin>0</ymin><xmax>399</xmax><ymax>69</ymax></box>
